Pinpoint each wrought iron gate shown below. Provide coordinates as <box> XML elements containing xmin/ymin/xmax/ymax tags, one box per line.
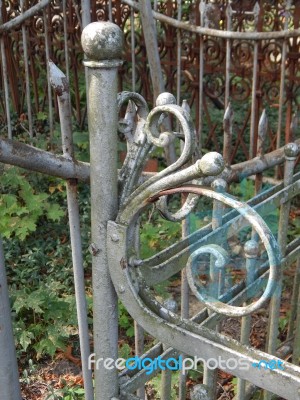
<box><xmin>1</xmin><ymin>19</ymin><xmax>300</xmax><ymax>400</ymax></box>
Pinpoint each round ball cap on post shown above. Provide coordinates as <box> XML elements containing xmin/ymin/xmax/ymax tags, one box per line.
<box><xmin>81</xmin><ymin>21</ymin><xmax>124</xmax><ymax>62</ymax></box>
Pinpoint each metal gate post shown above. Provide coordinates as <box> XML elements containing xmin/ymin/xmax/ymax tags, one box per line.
<box><xmin>81</xmin><ymin>22</ymin><xmax>124</xmax><ymax>399</ymax></box>
<box><xmin>0</xmin><ymin>238</ymin><xmax>21</xmax><ymax>400</ymax></box>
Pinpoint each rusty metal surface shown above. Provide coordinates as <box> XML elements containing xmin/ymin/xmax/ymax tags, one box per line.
<box><xmin>0</xmin><ymin>1</ymin><xmax>298</xmax><ymax>167</ymax></box>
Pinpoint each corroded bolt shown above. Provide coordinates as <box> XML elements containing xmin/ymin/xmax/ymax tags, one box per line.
<box><xmin>244</xmin><ymin>240</ymin><xmax>259</xmax><ymax>259</ymax></box>
<box><xmin>110</xmin><ymin>234</ymin><xmax>120</xmax><ymax>243</ymax></box>
<box><xmin>284</xmin><ymin>142</ymin><xmax>299</xmax><ymax>160</ymax></box>
<box><xmin>198</xmin><ymin>152</ymin><xmax>225</xmax><ymax>176</ymax></box>
<box><xmin>89</xmin><ymin>242</ymin><xmax>100</xmax><ymax>256</ymax></box>
<box><xmin>129</xmin><ymin>257</ymin><xmax>143</xmax><ymax>267</ymax></box>
<box><xmin>118</xmin><ymin>285</ymin><xmax>125</xmax><ymax>294</ymax></box>
<box><xmin>156</xmin><ymin>92</ymin><xmax>176</xmax><ymax>106</ymax></box>
<box><xmin>81</xmin><ymin>21</ymin><xmax>124</xmax><ymax>62</ymax></box>
<box><xmin>190</xmin><ymin>384</ymin><xmax>210</xmax><ymax>400</ymax></box>
<box><xmin>163</xmin><ymin>298</ymin><xmax>178</xmax><ymax>313</ymax></box>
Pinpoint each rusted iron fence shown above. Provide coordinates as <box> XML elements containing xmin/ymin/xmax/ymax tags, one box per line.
<box><xmin>0</xmin><ymin>2</ymin><xmax>300</xmax><ymax>400</ymax></box>
<box><xmin>0</xmin><ymin>1</ymin><xmax>299</xmax><ymax>163</ymax></box>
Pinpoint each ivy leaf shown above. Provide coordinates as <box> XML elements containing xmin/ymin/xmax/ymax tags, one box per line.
<box><xmin>46</xmin><ymin>203</ymin><xmax>65</xmax><ymax>221</ymax></box>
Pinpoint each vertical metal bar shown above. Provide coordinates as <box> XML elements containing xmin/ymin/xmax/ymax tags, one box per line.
<box><xmin>81</xmin><ymin>0</ymin><xmax>91</xmax><ymax>28</ymax></box>
<box><xmin>130</xmin><ymin>8</ymin><xmax>136</xmax><ymax>92</ymax></box>
<box><xmin>139</xmin><ymin>0</ymin><xmax>176</xmax><ymax>165</ymax></box>
<box><xmin>237</xmin><ymin>240</ymin><xmax>259</xmax><ymax>400</ymax></box>
<box><xmin>63</xmin><ymin>0</ymin><xmax>70</xmax><ymax>83</ymax></box>
<box><xmin>161</xmin><ymin>299</ymin><xmax>178</xmax><ymax>400</ymax></box>
<box><xmin>276</xmin><ymin>0</ymin><xmax>291</xmax><ymax>154</ymax></box>
<box><xmin>82</xmin><ymin>22</ymin><xmax>123</xmax><ymax>400</ymax></box>
<box><xmin>224</xmin><ymin>4</ymin><xmax>232</xmax><ymax>109</ymax></box>
<box><xmin>178</xmin><ymin>99</ymin><xmax>191</xmax><ymax>400</ymax></box>
<box><xmin>133</xmin><ymin>221</ymin><xmax>145</xmax><ymax>399</ymax></box>
<box><xmin>288</xmin><ymin>257</ymin><xmax>300</xmax><ymax>340</ymax></box>
<box><xmin>43</xmin><ymin>8</ymin><xmax>54</xmax><ymax>139</ymax></box>
<box><xmin>264</xmin><ymin>143</ymin><xmax>298</xmax><ymax>400</ymax></box>
<box><xmin>176</xmin><ymin>0</ymin><xmax>182</xmax><ymax>107</ymax></box>
<box><xmin>108</xmin><ymin>0</ymin><xmax>113</xmax><ymax>22</ymax></box>
<box><xmin>0</xmin><ymin>238</ymin><xmax>22</xmax><ymax>400</ymax></box>
<box><xmin>0</xmin><ymin>1</ymin><xmax>12</xmax><ymax>139</ymax></box>
<box><xmin>134</xmin><ymin>321</ymin><xmax>145</xmax><ymax>398</ymax></box>
<box><xmin>198</xmin><ymin>0</ymin><xmax>205</xmax><ymax>154</ymax></box>
<box><xmin>249</xmin><ymin>3</ymin><xmax>260</xmax><ymax>159</ymax></box>
<box><xmin>292</xmin><ymin>259</ymin><xmax>300</xmax><ymax>365</ymax></box>
<box><xmin>49</xmin><ymin>61</ymin><xmax>94</xmax><ymax>400</ymax></box>
<box><xmin>20</xmin><ymin>0</ymin><xmax>33</xmax><ymax>138</ymax></box>
<box><xmin>203</xmin><ymin>178</ymin><xmax>226</xmax><ymax>400</ymax></box>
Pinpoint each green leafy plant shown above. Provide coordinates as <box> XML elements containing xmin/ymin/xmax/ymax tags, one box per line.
<box><xmin>45</xmin><ymin>380</ymin><xmax>85</xmax><ymax>400</ymax></box>
<box><xmin>0</xmin><ymin>166</ymin><xmax>65</xmax><ymax>240</ymax></box>
<box><xmin>12</xmin><ymin>283</ymin><xmax>77</xmax><ymax>358</ymax></box>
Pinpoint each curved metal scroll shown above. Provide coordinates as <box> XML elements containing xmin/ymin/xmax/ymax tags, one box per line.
<box><xmin>107</xmin><ymin>90</ymin><xmax>281</xmax><ymax>362</ymax></box>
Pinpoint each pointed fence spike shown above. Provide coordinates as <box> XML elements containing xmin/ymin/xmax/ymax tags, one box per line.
<box><xmin>182</xmin><ymin>99</ymin><xmax>191</xmax><ymax>114</ymax></box>
<box><xmin>223</xmin><ymin>102</ymin><xmax>233</xmax><ymax>166</ymax></box>
<box><xmin>257</xmin><ymin>109</ymin><xmax>268</xmax><ymax>157</ymax></box>
<box><xmin>226</xmin><ymin>3</ymin><xmax>233</xmax><ymax>18</ymax></box>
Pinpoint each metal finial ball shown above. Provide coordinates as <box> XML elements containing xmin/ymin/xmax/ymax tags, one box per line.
<box><xmin>156</xmin><ymin>92</ymin><xmax>176</xmax><ymax>106</ymax></box>
<box><xmin>199</xmin><ymin>152</ymin><xmax>224</xmax><ymax>176</ymax></box>
<box><xmin>81</xmin><ymin>22</ymin><xmax>124</xmax><ymax>61</ymax></box>
<box><xmin>284</xmin><ymin>142</ymin><xmax>299</xmax><ymax>159</ymax></box>
<box><xmin>244</xmin><ymin>240</ymin><xmax>259</xmax><ymax>258</ymax></box>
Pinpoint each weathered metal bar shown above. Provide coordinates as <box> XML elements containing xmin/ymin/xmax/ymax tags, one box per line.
<box><xmin>198</xmin><ymin>0</ymin><xmax>205</xmax><ymax>153</ymax></box>
<box><xmin>130</xmin><ymin>8</ymin><xmax>136</xmax><ymax>91</ymax></box>
<box><xmin>224</xmin><ymin>4</ymin><xmax>232</xmax><ymax>109</ymax></box>
<box><xmin>292</xmin><ymin>265</ymin><xmax>300</xmax><ymax>364</ymax></box>
<box><xmin>0</xmin><ymin>238</ymin><xmax>22</xmax><ymax>400</ymax></box>
<box><xmin>226</xmin><ymin>139</ymin><xmax>300</xmax><ymax>183</ymax></box>
<box><xmin>109</xmin><ymin>0</ymin><xmax>113</xmax><ymax>21</ymax></box>
<box><xmin>0</xmin><ymin>139</ymin><xmax>90</xmax><ymax>182</ymax></box>
<box><xmin>81</xmin><ymin>0</ymin><xmax>91</xmax><ymax>28</ymax></box>
<box><xmin>264</xmin><ymin>143</ymin><xmax>298</xmax><ymax>399</ymax></box>
<box><xmin>82</xmin><ymin>21</ymin><xmax>123</xmax><ymax>399</ymax></box>
<box><xmin>288</xmin><ymin>256</ymin><xmax>300</xmax><ymax>339</ymax></box>
<box><xmin>20</xmin><ymin>0</ymin><xmax>33</xmax><ymax>138</ymax></box>
<box><xmin>122</xmin><ymin>0</ymin><xmax>300</xmax><ymax>40</ymax></box>
<box><xmin>63</xmin><ymin>0</ymin><xmax>70</xmax><ymax>83</ymax></box>
<box><xmin>1</xmin><ymin>137</ymin><xmax>299</xmax><ymax>186</ymax></box>
<box><xmin>0</xmin><ymin>0</ymin><xmax>50</xmax><ymax>34</ymax></box>
<box><xmin>249</xmin><ymin>4</ymin><xmax>260</xmax><ymax>159</ymax></box>
<box><xmin>179</xmin><ymin>99</ymin><xmax>191</xmax><ymax>400</ymax></box>
<box><xmin>0</xmin><ymin>0</ymin><xmax>12</xmax><ymax>139</ymax></box>
<box><xmin>176</xmin><ymin>0</ymin><xmax>182</xmax><ymax>107</ymax></box>
<box><xmin>43</xmin><ymin>8</ymin><xmax>54</xmax><ymax>138</ymax></box>
<box><xmin>139</xmin><ymin>0</ymin><xmax>176</xmax><ymax>165</ymax></box>
<box><xmin>237</xmin><ymin>240</ymin><xmax>259</xmax><ymax>400</ymax></box>
<box><xmin>134</xmin><ymin>321</ymin><xmax>145</xmax><ymax>398</ymax></box>
<box><xmin>161</xmin><ymin>299</ymin><xmax>178</xmax><ymax>400</ymax></box>
<box><xmin>204</xmin><ymin>179</ymin><xmax>226</xmax><ymax>399</ymax></box>
<box><xmin>49</xmin><ymin>61</ymin><xmax>94</xmax><ymax>400</ymax></box>
<box><xmin>276</xmin><ymin>0</ymin><xmax>291</xmax><ymax>156</ymax></box>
